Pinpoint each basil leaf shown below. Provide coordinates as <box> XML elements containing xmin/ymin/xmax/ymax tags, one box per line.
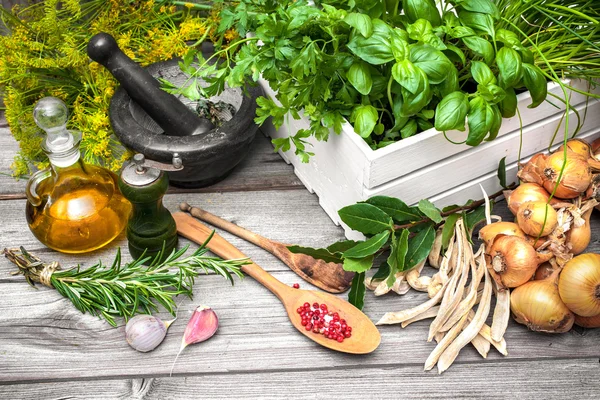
<box><xmin>287</xmin><ymin>245</ymin><xmax>342</xmax><ymax>263</ymax></box>
<box><xmin>343</xmin><ymin>255</ymin><xmax>375</xmax><ymax>273</ymax></box>
<box><xmin>391</xmin><ymin>33</ymin><xmax>409</xmax><ymax>62</ymax></box>
<box><xmin>441</xmin><ymin>213</ymin><xmax>460</xmax><ymax>250</ymax></box>
<box><xmin>496</xmin><ymin>47</ymin><xmax>523</xmax><ymax>88</ymax></box>
<box><xmin>522</xmin><ymin>63</ymin><xmax>547</xmax><ymax>108</ymax></box>
<box><xmin>418</xmin><ymin>199</ymin><xmax>443</xmax><ymax>223</ymax></box>
<box><xmin>338</xmin><ymin>203</ymin><xmax>394</xmax><ymax>234</ymax></box>
<box><xmin>347</xmin><ymin>62</ymin><xmax>373</xmax><ymax>95</ymax></box>
<box><xmin>392</xmin><ymin>59</ymin><xmax>422</xmax><ymax>94</ymax></box>
<box><xmin>495</xmin><ymin>28</ymin><xmax>522</xmax><ymax>49</ymax></box>
<box><xmin>487</xmin><ymin>104</ymin><xmax>502</xmax><ymax>141</ymax></box>
<box><xmin>438</xmin><ymin>67</ymin><xmax>459</xmax><ymax>97</ymax></box>
<box><xmin>343</xmin><ymin>231</ymin><xmax>391</xmax><ymax>258</ymax></box>
<box><xmin>435</xmin><ymin>91</ymin><xmax>469</xmax><ymax>131</ymax></box>
<box><xmin>462</xmin><ymin>36</ymin><xmax>494</xmax><ymax>65</ymax></box>
<box><xmin>404</xmin><ymin>223</ymin><xmax>435</xmax><ymax>271</ymax></box>
<box><xmin>409</xmin><ymin>44</ymin><xmax>453</xmax><ymax>84</ymax></box>
<box><xmin>351</xmin><ymin>105</ymin><xmax>379</xmax><ymax>138</ymax></box>
<box><xmin>403</xmin><ymin>0</ymin><xmax>441</xmax><ymax>26</ymax></box>
<box><xmin>365</xmin><ymin>196</ymin><xmax>422</xmax><ymax>223</ymax></box>
<box><xmin>444</xmin><ymin>43</ymin><xmax>466</xmax><ymax>64</ymax></box>
<box><xmin>407</xmin><ymin>19</ymin><xmax>433</xmax><ymax>42</ymax></box>
<box><xmin>471</xmin><ymin>61</ymin><xmax>496</xmax><ymax>85</ymax></box>
<box><xmin>459</xmin><ymin>10</ymin><xmax>495</xmax><ymax>37</ymax></box>
<box><xmin>387</xmin><ymin>229</ymin><xmax>409</xmax><ymax>286</ymax></box>
<box><xmin>347</xmin><ymin>19</ymin><xmax>394</xmax><ymax>65</ymax></box>
<box><xmin>450</xmin><ymin>26</ymin><xmax>477</xmax><ymax>39</ymax></box>
<box><xmin>498</xmin><ymin>86</ymin><xmax>518</xmax><ymax>118</ymax></box>
<box><xmin>401</xmin><ymin>69</ymin><xmax>432</xmax><ymax>117</ymax></box>
<box><xmin>344</xmin><ymin>12</ymin><xmax>373</xmax><ymax>38</ymax></box>
<box><xmin>348</xmin><ymin>272</ymin><xmax>366</xmax><ymax>310</ymax></box>
<box><xmin>466</xmin><ymin>96</ymin><xmax>494</xmax><ymax>146</ymax></box>
<box><xmin>401</xmin><ymin>118</ymin><xmax>418</xmax><ymax>139</ymax></box>
<box><xmin>458</xmin><ymin>0</ymin><xmax>500</xmax><ymax>18</ymax></box>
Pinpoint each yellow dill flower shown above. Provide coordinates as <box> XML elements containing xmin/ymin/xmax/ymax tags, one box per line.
<box><xmin>224</xmin><ymin>29</ymin><xmax>239</xmax><ymax>42</ymax></box>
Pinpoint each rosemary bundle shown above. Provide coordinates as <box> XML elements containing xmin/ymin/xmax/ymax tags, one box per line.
<box><xmin>3</xmin><ymin>235</ymin><xmax>247</xmax><ymax>327</ymax></box>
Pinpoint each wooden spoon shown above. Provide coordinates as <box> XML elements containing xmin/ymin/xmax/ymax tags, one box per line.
<box><xmin>174</xmin><ymin>212</ymin><xmax>380</xmax><ymax>354</ymax></box>
<box><xmin>179</xmin><ymin>202</ymin><xmax>354</xmax><ymax>293</ymax></box>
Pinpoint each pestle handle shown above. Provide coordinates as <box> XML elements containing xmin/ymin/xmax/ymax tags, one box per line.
<box><xmin>87</xmin><ymin>33</ymin><xmax>205</xmax><ymax>137</ymax></box>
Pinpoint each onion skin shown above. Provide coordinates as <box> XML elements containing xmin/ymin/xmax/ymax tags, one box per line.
<box><xmin>534</xmin><ymin>262</ymin><xmax>557</xmax><ymax>281</ymax></box>
<box><xmin>517</xmin><ymin>153</ymin><xmax>547</xmax><ymax>186</ymax></box>
<box><xmin>543</xmin><ymin>151</ymin><xmax>592</xmax><ymax>199</ymax></box>
<box><xmin>507</xmin><ymin>183</ymin><xmax>550</xmax><ymax>215</ymax></box>
<box><xmin>526</xmin><ymin>235</ymin><xmax>547</xmax><ymax>250</ymax></box>
<box><xmin>557</xmin><ymin>139</ymin><xmax>591</xmax><ymax>160</ymax></box>
<box><xmin>574</xmin><ymin>313</ymin><xmax>600</xmax><ymax>328</ymax></box>
<box><xmin>487</xmin><ymin>235</ymin><xmax>541</xmax><ymax>289</ymax></box>
<box><xmin>558</xmin><ymin>253</ymin><xmax>600</xmax><ymax>317</ymax></box>
<box><xmin>510</xmin><ymin>272</ymin><xmax>575</xmax><ymax>333</ymax></box>
<box><xmin>478</xmin><ymin>221</ymin><xmax>526</xmax><ymax>248</ymax></box>
<box><xmin>566</xmin><ymin>208</ymin><xmax>592</xmax><ymax>255</ymax></box>
<box><xmin>516</xmin><ymin>201</ymin><xmax>558</xmax><ymax>237</ymax></box>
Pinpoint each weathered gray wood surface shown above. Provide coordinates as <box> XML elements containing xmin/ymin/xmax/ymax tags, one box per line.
<box><xmin>0</xmin><ymin>118</ymin><xmax>599</xmax><ymax>398</ymax></box>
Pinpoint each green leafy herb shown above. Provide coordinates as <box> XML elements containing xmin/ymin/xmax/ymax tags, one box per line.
<box><xmin>165</xmin><ymin>0</ymin><xmax>600</xmax><ymax>159</ymax></box>
<box><xmin>348</xmin><ymin>272</ymin><xmax>366</xmax><ymax>310</ymax></box>
<box><xmin>338</xmin><ymin>203</ymin><xmax>394</xmax><ymax>234</ymax></box>
<box><xmin>4</xmin><ymin>237</ymin><xmax>247</xmax><ymax>327</ymax></box>
<box><xmin>295</xmin><ymin>182</ymin><xmax>512</xmax><ymax>309</ymax></box>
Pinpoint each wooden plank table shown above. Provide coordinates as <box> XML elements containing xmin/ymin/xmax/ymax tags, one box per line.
<box><xmin>0</xmin><ymin>115</ymin><xmax>599</xmax><ymax>399</ymax></box>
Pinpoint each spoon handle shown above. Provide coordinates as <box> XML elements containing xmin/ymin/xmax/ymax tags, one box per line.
<box><xmin>179</xmin><ymin>202</ymin><xmax>276</xmax><ymax>252</ymax></box>
<box><xmin>173</xmin><ymin>212</ymin><xmax>289</xmax><ymax>299</ymax></box>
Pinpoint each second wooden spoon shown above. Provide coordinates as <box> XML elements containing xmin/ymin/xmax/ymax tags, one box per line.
<box><xmin>173</xmin><ymin>212</ymin><xmax>380</xmax><ymax>354</ymax></box>
<box><xmin>179</xmin><ymin>202</ymin><xmax>354</xmax><ymax>293</ymax></box>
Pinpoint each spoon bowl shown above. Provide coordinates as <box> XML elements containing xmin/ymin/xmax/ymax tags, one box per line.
<box><xmin>174</xmin><ymin>212</ymin><xmax>381</xmax><ymax>354</ymax></box>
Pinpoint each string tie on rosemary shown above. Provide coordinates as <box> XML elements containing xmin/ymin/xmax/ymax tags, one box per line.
<box><xmin>39</xmin><ymin>261</ymin><xmax>59</xmax><ymax>288</ymax></box>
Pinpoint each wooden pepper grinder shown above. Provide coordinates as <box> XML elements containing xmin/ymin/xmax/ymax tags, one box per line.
<box><xmin>119</xmin><ymin>153</ymin><xmax>182</xmax><ymax>263</ymax></box>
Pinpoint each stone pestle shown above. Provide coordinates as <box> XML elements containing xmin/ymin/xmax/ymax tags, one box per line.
<box><xmin>87</xmin><ymin>32</ymin><xmax>209</xmax><ymax>137</ymax></box>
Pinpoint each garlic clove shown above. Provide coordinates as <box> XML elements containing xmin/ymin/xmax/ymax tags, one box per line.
<box><xmin>182</xmin><ymin>305</ymin><xmax>219</xmax><ymax>345</ymax></box>
<box><xmin>171</xmin><ymin>305</ymin><xmax>219</xmax><ymax>376</ymax></box>
<box><xmin>125</xmin><ymin>315</ymin><xmax>170</xmax><ymax>352</ymax></box>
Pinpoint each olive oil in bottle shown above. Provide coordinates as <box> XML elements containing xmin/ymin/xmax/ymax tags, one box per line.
<box><xmin>25</xmin><ymin>97</ymin><xmax>131</xmax><ymax>253</ymax></box>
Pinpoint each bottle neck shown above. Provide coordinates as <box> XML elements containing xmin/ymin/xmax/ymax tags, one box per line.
<box><xmin>44</xmin><ymin>130</ymin><xmax>82</xmax><ymax>169</ymax></box>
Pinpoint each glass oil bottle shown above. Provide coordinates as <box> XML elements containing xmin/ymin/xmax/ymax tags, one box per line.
<box><xmin>25</xmin><ymin>97</ymin><xmax>131</xmax><ymax>253</ymax></box>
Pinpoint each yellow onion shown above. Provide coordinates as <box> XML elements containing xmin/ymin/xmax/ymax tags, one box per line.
<box><xmin>574</xmin><ymin>313</ymin><xmax>600</xmax><ymax>328</ymax></box>
<box><xmin>517</xmin><ymin>153</ymin><xmax>547</xmax><ymax>186</ymax></box>
<box><xmin>510</xmin><ymin>270</ymin><xmax>575</xmax><ymax>333</ymax></box>
<box><xmin>557</xmin><ymin>139</ymin><xmax>591</xmax><ymax>160</ymax></box>
<box><xmin>487</xmin><ymin>235</ymin><xmax>551</xmax><ymax>289</ymax></box>
<box><xmin>565</xmin><ymin>208</ymin><xmax>592</xmax><ymax>255</ymax></box>
<box><xmin>478</xmin><ymin>221</ymin><xmax>526</xmax><ymax>248</ymax></box>
<box><xmin>534</xmin><ymin>262</ymin><xmax>558</xmax><ymax>280</ymax></box>
<box><xmin>506</xmin><ymin>183</ymin><xmax>550</xmax><ymax>216</ymax></box>
<box><xmin>558</xmin><ymin>253</ymin><xmax>600</xmax><ymax>316</ymax></box>
<box><xmin>543</xmin><ymin>151</ymin><xmax>592</xmax><ymax>199</ymax></box>
<box><xmin>516</xmin><ymin>201</ymin><xmax>558</xmax><ymax>237</ymax></box>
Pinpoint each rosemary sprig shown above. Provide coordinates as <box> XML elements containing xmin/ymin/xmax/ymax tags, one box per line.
<box><xmin>3</xmin><ymin>232</ymin><xmax>248</xmax><ymax>327</ymax></box>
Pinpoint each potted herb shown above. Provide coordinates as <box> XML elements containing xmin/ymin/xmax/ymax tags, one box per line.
<box><xmin>173</xmin><ymin>0</ymin><xmax>600</xmax><ymax>229</ymax></box>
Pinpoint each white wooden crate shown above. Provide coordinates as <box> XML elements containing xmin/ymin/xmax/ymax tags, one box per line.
<box><xmin>259</xmin><ymin>79</ymin><xmax>600</xmax><ymax>238</ymax></box>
